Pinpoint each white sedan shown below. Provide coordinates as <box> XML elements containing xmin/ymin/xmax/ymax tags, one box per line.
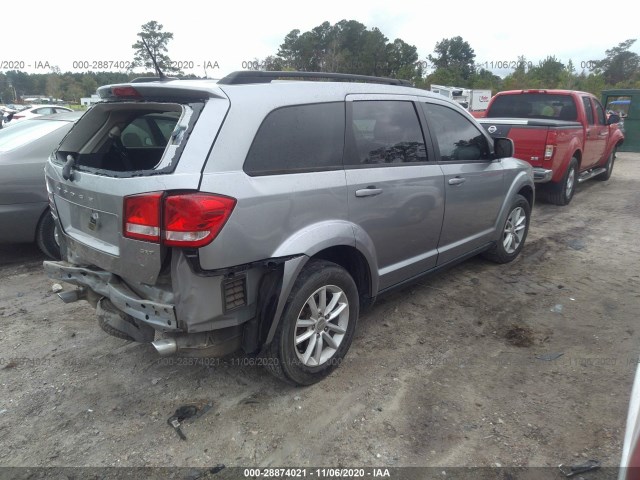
<box><xmin>6</xmin><ymin>105</ymin><xmax>73</xmax><ymax>124</ymax></box>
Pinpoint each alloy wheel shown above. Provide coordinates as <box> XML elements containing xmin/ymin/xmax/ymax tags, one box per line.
<box><xmin>294</xmin><ymin>285</ymin><xmax>349</xmax><ymax>367</ymax></box>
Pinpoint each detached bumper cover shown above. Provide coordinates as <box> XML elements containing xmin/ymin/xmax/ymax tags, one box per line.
<box><xmin>532</xmin><ymin>167</ymin><xmax>553</xmax><ymax>183</ymax></box>
<box><xmin>43</xmin><ymin>261</ymin><xmax>178</xmax><ymax>331</ymax></box>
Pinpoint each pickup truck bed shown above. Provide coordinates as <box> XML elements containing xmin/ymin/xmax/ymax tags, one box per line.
<box><xmin>479</xmin><ymin>90</ymin><xmax>624</xmax><ymax>205</ymax></box>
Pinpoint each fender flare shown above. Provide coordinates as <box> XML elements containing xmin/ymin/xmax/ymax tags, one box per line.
<box><xmin>264</xmin><ymin>220</ymin><xmax>378</xmax><ymax>344</ymax></box>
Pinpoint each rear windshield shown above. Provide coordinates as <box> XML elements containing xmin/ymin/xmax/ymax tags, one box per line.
<box><xmin>0</xmin><ymin>119</ymin><xmax>68</xmax><ymax>152</ymax></box>
<box><xmin>54</xmin><ymin>101</ymin><xmax>200</xmax><ymax>175</ymax></box>
<box><xmin>487</xmin><ymin>94</ymin><xmax>577</xmax><ymax>121</ymax></box>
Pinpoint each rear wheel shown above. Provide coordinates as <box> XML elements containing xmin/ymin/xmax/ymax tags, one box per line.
<box><xmin>546</xmin><ymin>157</ymin><xmax>578</xmax><ymax>206</ymax></box>
<box><xmin>35</xmin><ymin>210</ymin><xmax>61</xmax><ymax>260</ymax></box>
<box><xmin>596</xmin><ymin>148</ymin><xmax>615</xmax><ymax>181</ymax></box>
<box><xmin>264</xmin><ymin>260</ymin><xmax>358</xmax><ymax>386</ymax></box>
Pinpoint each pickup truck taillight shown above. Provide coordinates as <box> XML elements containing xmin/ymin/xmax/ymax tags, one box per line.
<box><xmin>123</xmin><ymin>192</ymin><xmax>236</xmax><ymax>247</ymax></box>
<box><xmin>544</xmin><ymin>145</ymin><xmax>554</xmax><ymax>160</ymax></box>
<box><xmin>544</xmin><ymin>130</ymin><xmax>558</xmax><ymax>160</ymax></box>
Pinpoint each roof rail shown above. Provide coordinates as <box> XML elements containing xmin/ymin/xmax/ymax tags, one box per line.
<box><xmin>218</xmin><ymin>70</ymin><xmax>413</xmax><ymax>86</ymax></box>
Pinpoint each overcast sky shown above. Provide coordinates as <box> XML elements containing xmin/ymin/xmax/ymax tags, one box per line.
<box><xmin>4</xmin><ymin>0</ymin><xmax>639</xmax><ymax>79</ymax></box>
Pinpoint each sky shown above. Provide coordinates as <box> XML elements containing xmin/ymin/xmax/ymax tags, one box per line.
<box><xmin>4</xmin><ymin>0</ymin><xmax>639</xmax><ymax>80</ymax></box>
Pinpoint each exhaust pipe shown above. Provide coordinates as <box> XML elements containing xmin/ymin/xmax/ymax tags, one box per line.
<box><xmin>58</xmin><ymin>288</ymin><xmax>86</xmax><ymax>303</ymax></box>
<box><xmin>152</xmin><ymin>338</ymin><xmax>177</xmax><ymax>356</ymax></box>
<box><xmin>151</xmin><ymin>328</ymin><xmax>243</xmax><ymax>358</ymax></box>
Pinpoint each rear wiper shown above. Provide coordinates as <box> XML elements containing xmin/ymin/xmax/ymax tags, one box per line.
<box><xmin>62</xmin><ymin>154</ymin><xmax>76</xmax><ymax>181</ymax></box>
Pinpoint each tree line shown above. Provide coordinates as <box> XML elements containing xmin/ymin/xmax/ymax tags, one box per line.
<box><xmin>1</xmin><ymin>20</ymin><xmax>638</xmax><ymax>104</ymax></box>
<box><xmin>258</xmin><ymin>22</ymin><xmax>640</xmax><ymax>94</ymax></box>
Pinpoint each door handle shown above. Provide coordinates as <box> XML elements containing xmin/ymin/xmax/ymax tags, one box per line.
<box><xmin>448</xmin><ymin>177</ymin><xmax>466</xmax><ymax>186</ymax></box>
<box><xmin>355</xmin><ymin>186</ymin><xmax>383</xmax><ymax>197</ymax></box>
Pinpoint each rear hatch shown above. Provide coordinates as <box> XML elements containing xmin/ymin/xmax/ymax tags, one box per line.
<box><xmin>46</xmin><ymin>80</ymin><xmax>230</xmax><ymax>284</ymax></box>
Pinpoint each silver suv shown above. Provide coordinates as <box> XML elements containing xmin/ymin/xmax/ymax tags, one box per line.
<box><xmin>44</xmin><ymin>71</ymin><xmax>534</xmax><ymax>385</ymax></box>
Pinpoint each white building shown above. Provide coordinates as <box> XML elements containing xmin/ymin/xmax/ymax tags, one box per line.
<box><xmin>80</xmin><ymin>94</ymin><xmax>102</xmax><ymax>107</ymax></box>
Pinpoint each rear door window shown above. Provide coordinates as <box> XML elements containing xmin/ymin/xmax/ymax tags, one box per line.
<box><xmin>34</xmin><ymin>107</ymin><xmax>56</xmax><ymax>115</ymax></box>
<box><xmin>345</xmin><ymin>100</ymin><xmax>427</xmax><ymax>166</ymax></box>
<box><xmin>244</xmin><ymin>102</ymin><xmax>345</xmax><ymax>176</ymax></box>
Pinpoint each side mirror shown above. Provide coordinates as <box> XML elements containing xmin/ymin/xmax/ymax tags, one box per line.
<box><xmin>607</xmin><ymin>113</ymin><xmax>620</xmax><ymax>125</ymax></box>
<box><xmin>494</xmin><ymin>137</ymin><xmax>514</xmax><ymax>159</ymax></box>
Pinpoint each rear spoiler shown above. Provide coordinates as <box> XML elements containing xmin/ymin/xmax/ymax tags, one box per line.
<box><xmin>97</xmin><ymin>81</ymin><xmax>226</xmax><ymax>102</ymax></box>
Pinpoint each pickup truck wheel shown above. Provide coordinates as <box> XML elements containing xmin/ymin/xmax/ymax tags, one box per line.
<box><xmin>595</xmin><ymin>149</ymin><xmax>615</xmax><ymax>181</ymax></box>
<box><xmin>36</xmin><ymin>210</ymin><xmax>61</xmax><ymax>260</ymax></box>
<box><xmin>482</xmin><ymin>194</ymin><xmax>530</xmax><ymax>264</ymax></box>
<box><xmin>263</xmin><ymin>260</ymin><xmax>358</xmax><ymax>386</ymax></box>
<box><xmin>547</xmin><ymin>157</ymin><xmax>578</xmax><ymax>206</ymax></box>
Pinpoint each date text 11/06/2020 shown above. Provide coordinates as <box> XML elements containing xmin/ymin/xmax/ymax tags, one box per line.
<box><xmin>475</xmin><ymin>60</ymin><xmax>597</xmax><ymax>70</ymax></box>
<box><xmin>243</xmin><ymin>468</ymin><xmax>391</xmax><ymax>477</ymax></box>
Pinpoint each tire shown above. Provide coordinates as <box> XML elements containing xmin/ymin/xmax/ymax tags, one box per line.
<box><xmin>546</xmin><ymin>157</ymin><xmax>578</xmax><ymax>206</ymax></box>
<box><xmin>595</xmin><ymin>148</ymin><xmax>615</xmax><ymax>181</ymax></box>
<box><xmin>36</xmin><ymin>210</ymin><xmax>61</xmax><ymax>260</ymax></box>
<box><xmin>483</xmin><ymin>194</ymin><xmax>531</xmax><ymax>264</ymax></box>
<box><xmin>263</xmin><ymin>259</ymin><xmax>359</xmax><ymax>386</ymax></box>
<box><xmin>97</xmin><ymin>298</ymin><xmax>135</xmax><ymax>342</ymax></box>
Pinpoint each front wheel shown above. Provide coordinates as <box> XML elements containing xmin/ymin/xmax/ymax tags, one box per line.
<box><xmin>483</xmin><ymin>194</ymin><xmax>531</xmax><ymax>264</ymax></box>
<box><xmin>596</xmin><ymin>148</ymin><xmax>615</xmax><ymax>181</ymax></box>
<box><xmin>263</xmin><ymin>260</ymin><xmax>359</xmax><ymax>386</ymax></box>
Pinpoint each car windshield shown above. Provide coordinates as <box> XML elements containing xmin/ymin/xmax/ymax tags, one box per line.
<box><xmin>0</xmin><ymin>119</ymin><xmax>67</xmax><ymax>153</ymax></box>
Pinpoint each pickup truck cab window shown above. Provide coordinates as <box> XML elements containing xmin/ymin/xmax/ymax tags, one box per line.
<box><xmin>594</xmin><ymin>100</ymin><xmax>606</xmax><ymax>125</ymax></box>
<box><xmin>422</xmin><ymin>103</ymin><xmax>490</xmax><ymax>162</ymax></box>
<box><xmin>582</xmin><ymin>97</ymin><xmax>595</xmax><ymax>125</ymax></box>
<box><xmin>487</xmin><ymin>93</ymin><xmax>576</xmax><ymax>121</ymax></box>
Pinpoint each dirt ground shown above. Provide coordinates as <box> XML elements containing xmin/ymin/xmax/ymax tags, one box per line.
<box><xmin>1</xmin><ymin>153</ymin><xmax>640</xmax><ymax>474</ymax></box>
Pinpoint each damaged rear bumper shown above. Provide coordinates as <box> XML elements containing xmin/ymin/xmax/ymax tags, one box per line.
<box><xmin>43</xmin><ymin>261</ymin><xmax>179</xmax><ymax>331</ymax></box>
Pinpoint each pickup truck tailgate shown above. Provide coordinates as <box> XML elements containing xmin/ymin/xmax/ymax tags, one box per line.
<box><xmin>479</xmin><ymin>118</ymin><xmax>550</xmax><ymax>168</ymax></box>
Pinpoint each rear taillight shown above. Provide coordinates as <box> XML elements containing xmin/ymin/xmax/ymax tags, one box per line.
<box><xmin>123</xmin><ymin>192</ymin><xmax>236</xmax><ymax>248</ymax></box>
<box><xmin>544</xmin><ymin>130</ymin><xmax>557</xmax><ymax>160</ymax></box>
<box><xmin>11</xmin><ymin>115</ymin><xmax>24</xmax><ymax>120</ymax></box>
<box><xmin>124</xmin><ymin>192</ymin><xmax>162</xmax><ymax>242</ymax></box>
<box><xmin>164</xmin><ymin>194</ymin><xmax>236</xmax><ymax>247</ymax></box>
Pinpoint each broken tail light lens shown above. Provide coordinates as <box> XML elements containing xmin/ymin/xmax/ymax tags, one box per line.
<box><xmin>123</xmin><ymin>192</ymin><xmax>163</xmax><ymax>242</ymax></box>
<box><xmin>164</xmin><ymin>194</ymin><xmax>236</xmax><ymax>248</ymax></box>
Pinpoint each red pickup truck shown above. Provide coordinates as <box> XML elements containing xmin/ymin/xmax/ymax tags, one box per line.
<box><xmin>478</xmin><ymin>90</ymin><xmax>624</xmax><ymax>205</ymax></box>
